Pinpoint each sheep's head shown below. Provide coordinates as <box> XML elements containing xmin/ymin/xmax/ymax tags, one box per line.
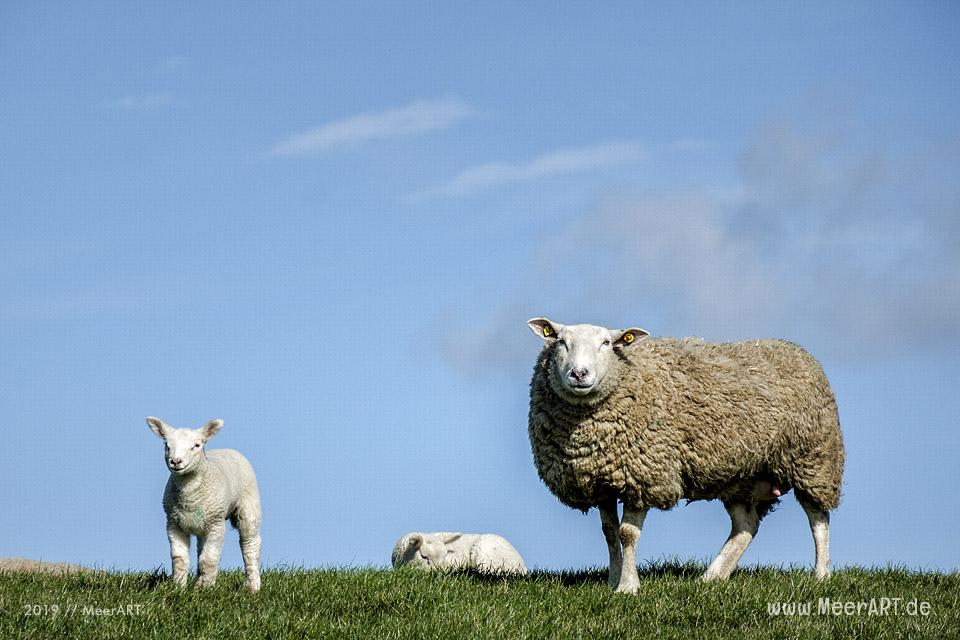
<box><xmin>146</xmin><ymin>417</ymin><xmax>223</xmax><ymax>475</ymax></box>
<box><xmin>395</xmin><ymin>533</ymin><xmax>462</xmax><ymax>569</ymax></box>
<box><xmin>528</xmin><ymin>318</ymin><xmax>648</xmax><ymax>405</ymax></box>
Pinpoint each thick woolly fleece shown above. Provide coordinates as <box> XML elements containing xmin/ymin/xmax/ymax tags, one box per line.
<box><xmin>528</xmin><ymin>338</ymin><xmax>845</xmax><ymax>515</ymax></box>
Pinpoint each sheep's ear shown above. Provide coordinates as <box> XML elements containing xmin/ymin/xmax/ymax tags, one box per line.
<box><xmin>528</xmin><ymin>317</ymin><xmax>562</xmax><ymax>342</ymax></box>
<box><xmin>200</xmin><ymin>419</ymin><xmax>224</xmax><ymax>441</ymax></box>
<box><xmin>408</xmin><ymin>534</ymin><xmax>423</xmax><ymax>549</ymax></box>
<box><xmin>443</xmin><ymin>534</ymin><xmax>462</xmax><ymax>545</ymax></box>
<box><xmin>613</xmin><ymin>327</ymin><xmax>649</xmax><ymax>349</ymax></box>
<box><xmin>146</xmin><ymin>417</ymin><xmax>170</xmax><ymax>440</ymax></box>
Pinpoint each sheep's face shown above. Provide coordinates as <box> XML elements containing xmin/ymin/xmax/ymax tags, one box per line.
<box><xmin>146</xmin><ymin>417</ymin><xmax>223</xmax><ymax>475</ymax></box>
<box><xmin>397</xmin><ymin>533</ymin><xmax>462</xmax><ymax>569</ymax></box>
<box><xmin>528</xmin><ymin>318</ymin><xmax>648</xmax><ymax>405</ymax></box>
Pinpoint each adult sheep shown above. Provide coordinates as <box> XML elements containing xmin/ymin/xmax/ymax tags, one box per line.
<box><xmin>526</xmin><ymin>318</ymin><xmax>844</xmax><ymax>593</ymax></box>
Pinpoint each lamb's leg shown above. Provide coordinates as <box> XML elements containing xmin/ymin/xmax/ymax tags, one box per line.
<box><xmin>196</xmin><ymin>536</ymin><xmax>204</xmax><ymax>574</ymax></box>
<box><xmin>702</xmin><ymin>502</ymin><xmax>759</xmax><ymax>581</ymax></box>
<box><xmin>197</xmin><ymin>521</ymin><xmax>225</xmax><ymax>587</ymax></box>
<box><xmin>615</xmin><ymin>506</ymin><xmax>648</xmax><ymax>594</ymax></box>
<box><xmin>238</xmin><ymin>524</ymin><xmax>262</xmax><ymax>593</ymax></box>
<box><xmin>167</xmin><ymin>522</ymin><xmax>190</xmax><ymax>587</ymax></box>
<box><xmin>598</xmin><ymin>499</ymin><xmax>622</xmax><ymax>589</ymax></box>
<box><xmin>802</xmin><ymin>503</ymin><xmax>830</xmax><ymax>580</ymax></box>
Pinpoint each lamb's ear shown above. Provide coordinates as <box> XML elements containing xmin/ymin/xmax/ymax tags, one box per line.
<box><xmin>443</xmin><ymin>533</ymin><xmax>463</xmax><ymax>545</ymax></box>
<box><xmin>200</xmin><ymin>419</ymin><xmax>224</xmax><ymax>441</ymax></box>
<box><xmin>408</xmin><ymin>534</ymin><xmax>423</xmax><ymax>549</ymax></box>
<box><xmin>146</xmin><ymin>417</ymin><xmax>170</xmax><ymax>440</ymax></box>
<box><xmin>528</xmin><ymin>317</ymin><xmax>562</xmax><ymax>342</ymax></box>
<box><xmin>613</xmin><ymin>327</ymin><xmax>649</xmax><ymax>349</ymax></box>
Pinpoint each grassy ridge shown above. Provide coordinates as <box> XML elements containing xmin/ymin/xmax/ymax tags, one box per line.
<box><xmin>2</xmin><ymin>563</ymin><xmax>958</xmax><ymax>639</ymax></box>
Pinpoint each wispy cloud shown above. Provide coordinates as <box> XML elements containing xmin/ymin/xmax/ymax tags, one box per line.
<box><xmin>103</xmin><ymin>93</ymin><xmax>177</xmax><ymax>110</ymax></box>
<box><xmin>442</xmin><ymin>112</ymin><xmax>960</xmax><ymax>373</ymax></box>
<box><xmin>270</xmin><ymin>97</ymin><xmax>473</xmax><ymax>157</ymax></box>
<box><xmin>158</xmin><ymin>55</ymin><xmax>188</xmax><ymax>73</ymax></box>
<box><xmin>419</xmin><ymin>141</ymin><xmax>646</xmax><ymax>199</ymax></box>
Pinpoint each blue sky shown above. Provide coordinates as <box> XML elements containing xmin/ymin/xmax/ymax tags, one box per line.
<box><xmin>1</xmin><ymin>2</ymin><xmax>958</xmax><ymax>573</ymax></box>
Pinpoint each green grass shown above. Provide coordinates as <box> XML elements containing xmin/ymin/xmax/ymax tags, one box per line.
<box><xmin>2</xmin><ymin>562</ymin><xmax>958</xmax><ymax>639</ymax></box>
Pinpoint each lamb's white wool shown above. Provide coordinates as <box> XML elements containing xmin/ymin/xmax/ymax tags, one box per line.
<box><xmin>391</xmin><ymin>532</ymin><xmax>527</xmax><ymax>576</ymax></box>
<box><xmin>146</xmin><ymin>416</ymin><xmax>262</xmax><ymax>593</ymax></box>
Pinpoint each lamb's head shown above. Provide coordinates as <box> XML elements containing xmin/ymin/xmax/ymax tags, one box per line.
<box><xmin>395</xmin><ymin>533</ymin><xmax>462</xmax><ymax>569</ymax></box>
<box><xmin>146</xmin><ymin>416</ymin><xmax>223</xmax><ymax>475</ymax></box>
<box><xmin>528</xmin><ymin>318</ymin><xmax>648</xmax><ymax>405</ymax></box>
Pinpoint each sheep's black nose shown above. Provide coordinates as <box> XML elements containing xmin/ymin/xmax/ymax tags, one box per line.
<box><xmin>170</xmin><ymin>458</ymin><xmax>182</xmax><ymax>465</ymax></box>
<box><xmin>571</xmin><ymin>368</ymin><xmax>589</xmax><ymax>381</ymax></box>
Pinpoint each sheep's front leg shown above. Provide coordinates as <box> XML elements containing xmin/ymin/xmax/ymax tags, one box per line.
<box><xmin>197</xmin><ymin>521</ymin><xmax>226</xmax><ymax>587</ymax></box>
<box><xmin>616</xmin><ymin>506</ymin><xmax>648</xmax><ymax>594</ymax></box>
<box><xmin>702</xmin><ymin>502</ymin><xmax>759</xmax><ymax>581</ymax></box>
<box><xmin>167</xmin><ymin>522</ymin><xmax>191</xmax><ymax>587</ymax></box>
<box><xmin>598</xmin><ymin>499</ymin><xmax>622</xmax><ymax>589</ymax></box>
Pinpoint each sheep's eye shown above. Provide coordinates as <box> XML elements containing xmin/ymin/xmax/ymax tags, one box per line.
<box><xmin>602</xmin><ymin>339</ymin><xmax>611</xmax><ymax>347</ymax></box>
<box><xmin>193</xmin><ymin>443</ymin><xmax>201</xmax><ymax>449</ymax></box>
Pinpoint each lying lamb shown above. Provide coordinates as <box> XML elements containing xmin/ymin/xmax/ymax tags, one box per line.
<box><xmin>392</xmin><ymin>532</ymin><xmax>528</xmax><ymax>575</ymax></box>
<box><xmin>146</xmin><ymin>416</ymin><xmax>262</xmax><ymax>592</ymax></box>
<box><xmin>527</xmin><ymin>318</ymin><xmax>845</xmax><ymax>593</ymax></box>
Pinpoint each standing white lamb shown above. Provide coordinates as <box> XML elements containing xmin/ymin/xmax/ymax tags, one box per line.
<box><xmin>146</xmin><ymin>416</ymin><xmax>262</xmax><ymax>592</ymax></box>
<box><xmin>392</xmin><ymin>532</ymin><xmax>528</xmax><ymax>576</ymax></box>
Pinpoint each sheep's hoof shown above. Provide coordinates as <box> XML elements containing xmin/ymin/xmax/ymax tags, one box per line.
<box><xmin>246</xmin><ymin>576</ymin><xmax>261</xmax><ymax>593</ymax></box>
<box><xmin>197</xmin><ymin>576</ymin><xmax>217</xmax><ymax>588</ymax></box>
<box><xmin>614</xmin><ymin>581</ymin><xmax>639</xmax><ymax>594</ymax></box>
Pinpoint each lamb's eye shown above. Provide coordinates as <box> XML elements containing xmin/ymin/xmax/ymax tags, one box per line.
<box><xmin>602</xmin><ymin>339</ymin><xmax>611</xmax><ymax>347</ymax></box>
<box><xmin>193</xmin><ymin>443</ymin><xmax>201</xmax><ymax>449</ymax></box>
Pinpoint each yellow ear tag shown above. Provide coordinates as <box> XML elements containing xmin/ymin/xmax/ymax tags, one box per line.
<box><xmin>543</xmin><ymin>326</ymin><xmax>553</xmax><ymax>337</ymax></box>
<box><xmin>623</xmin><ymin>332</ymin><xmax>634</xmax><ymax>343</ymax></box>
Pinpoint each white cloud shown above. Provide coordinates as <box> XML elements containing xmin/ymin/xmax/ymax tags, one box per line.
<box><xmin>420</xmin><ymin>140</ymin><xmax>647</xmax><ymax>198</ymax></box>
<box><xmin>442</xmin><ymin>116</ymin><xmax>960</xmax><ymax>372</ymax></box>
<box><xmin>103</xmin><ymin>93</ymin><xmax>176</xmax><ymax>110</ymax></box>
<box><xmin>270</xmin><ymin>97</ymin><xmax>473</xmax><ymax>157</ymax></box>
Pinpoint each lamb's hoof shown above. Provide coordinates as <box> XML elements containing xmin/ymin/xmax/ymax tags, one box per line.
<box><xmin>246</xmin><ymin>576</ymin><xmax>261</xmax><ymax>593</ymax></box>
<box><xmin>700</xmin><ymin>571</ymin><xmax>724</xmax><ymax>582</ymax></box>
<box><xmin>197</xmin><ymin>576</ymin><xmax>217</xmax><ymax>588</ymax></box>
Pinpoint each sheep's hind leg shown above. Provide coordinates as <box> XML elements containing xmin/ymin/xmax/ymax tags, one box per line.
<box><xmin>237</xmin><ymin>518</ymin><xmax>262</xmax><ymax>593</ymax></box>
<box><xmin>701</xmin><ymin>502</ymin><xmax>759</xmax><ymax>581</ymax></box>
<box><xmin>615</xmin><ymin>506</ymin><xmax>648</xmax><ymax>594</ymax></box>
<box><xmin>801</xmin><ymin>503</ymin><xmax>830</xmax><ymax>580</ymax></box>
<box><xmin>598</xmin><ymin>499</ymin><xmax>622</xmax><ymax>589</ymax></box>
<box><xmin>197</xmin><ymin>521</ymin><xmax>226</xmax><ymax>587</ymax></box>
<box><xmin>167</xmin><ymin>522</ymin><xmax>190</xmax><ymax>587</ymax></box>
